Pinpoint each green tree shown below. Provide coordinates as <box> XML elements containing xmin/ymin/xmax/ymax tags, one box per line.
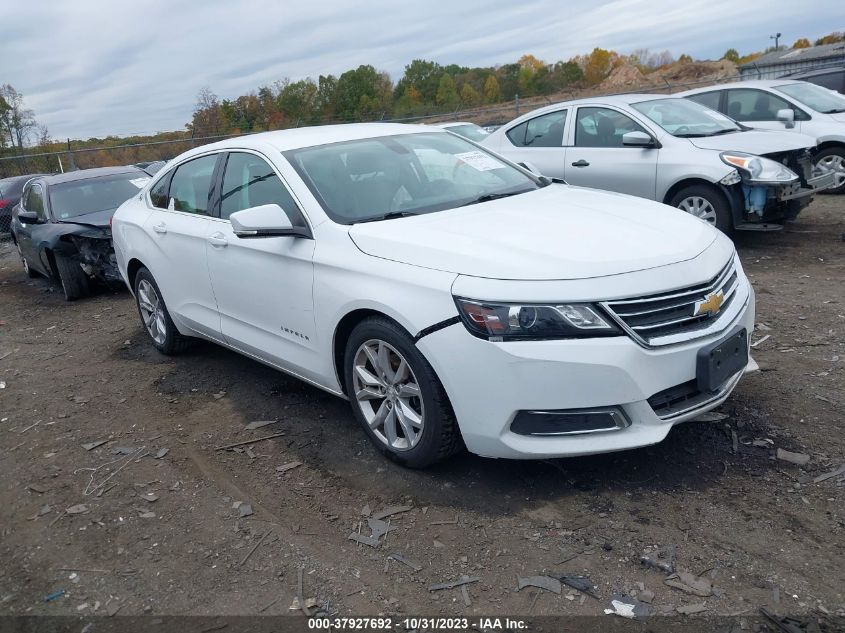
<box><xmin>394</xmin><ymin>59</ymin><xmax>443</xmax><ymax>105</ymax></box>
<box><xmin>482</xmin><ymin>75</ymin><xmax>501</xmax><ymax>103</ymax></box>
<box><xmin>677</xmin><ymin>53</ymin><xmax>693</xmax><ymax>64</ymax></box>
<box><xmin>459</xmin><ymin>83</ymin><xmax>481</xmax><ymax>107</ymax></box>
<box><xmin>722</xmin><ymin>48</ymin><xmax>740</xmax><ymax>63</ymax></box>
<box><xmin>435</xmin><ymin>73</ymin><xmax>460</xmax><ymax>109</ymax></box>
<box><xmin>333</xmin><ymin>65</ymin><xmax>393</xmax><ymax>121</ymax></box>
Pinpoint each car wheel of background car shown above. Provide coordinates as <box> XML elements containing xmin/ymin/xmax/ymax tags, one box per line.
<box><xmin>671</xmin><ymin>184</ymin><xmax>733</xmax><ymax>236</ymax></box>
<box><xmin>344</xmin><ymin>317</ymin><xmax>462</xmax><ymax>468</ymax></box>
<box><xmin>134</xmin><ymin>267</ymin><xmax>192</xmax><ymax>355</ymax></box>
<box><xmin>54</xmin><ymin>253</ymin><xmax>90</xmax><ymax>301</ymax></box>
<box><xmin>814</xmin><ymin>147</ymin><xmax>845</xmax><ymax>194</ymax></box>
<box><xmin>17</xmin><ymin>243</ymin><xmax>39</xmax><ymax>278</ymax></box>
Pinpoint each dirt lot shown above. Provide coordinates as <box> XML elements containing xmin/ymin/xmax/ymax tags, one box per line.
<box><xmin>0</xmin><ymin>197</ymin><xmax>843</xmax><ymax>626</ymax></box>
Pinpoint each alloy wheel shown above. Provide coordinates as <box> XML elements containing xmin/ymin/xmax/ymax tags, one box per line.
<box><xmin>677</xmin><ymin>196</ymin><xmax>717</xmax><ymax>224</ymax></box>
<box><xmin>137</xmin><ymin>279</ymin><xmax>167</xmax><ymax>345</ymax></box>
<box><xmin>815</xmin><ymin>154</ymin><xmax>845</xmax><ymax>190</ymax></box>
<box><xmin>352</xmin><ymin>339</ymin><xmax>425</xmax><ymax>451</ymax></box>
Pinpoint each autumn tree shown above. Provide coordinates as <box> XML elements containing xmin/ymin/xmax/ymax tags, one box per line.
<box><xmin>720</xmin><ymin>48</ymin><xmax>739</xmax><ymax>63</ymax></box>
<box><xmin>189</xmin><ymin>87</ymin><xmax>225</xmax><ymax>136</ymax></box>
<box><xmin>815</xmin><ymin>32</ymin><xmax>844</xmax><ymax>46</ymax></box>
<box><xmin>582</xmin><ymin>48</ymin><xmax>618</xmax><ymax>86</ymax></box>
<box><xmin>792</xmin><ymin>38</ymin><xmax>811</xmax><ymax>49</ymax></box>
<box><xmin>482</xmin><ymin>75</ymin><xmax>501</xmax><ymax>103</ymax></box>
<box><xmin>459</xmin><ymin>83</ymin><xmax>481</xmax><ymax>107</ymax></box>
<box><xmin>677</xmin><ymin>53</ymin><xmax>693</xmax><ymax>64</ymax></box>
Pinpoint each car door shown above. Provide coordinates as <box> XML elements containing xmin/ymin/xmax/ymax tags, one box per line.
<box><xmin>723</xmin><ymin>88</ymin><xmax>810</xmax><ymax>133</ymax></box>
<box><xmin>205</xmin><ymin>150</ymin><xmax>318</xmax><ymax>377</ymax></box>
<box><xmin>499</xmin><ymin>109</ymin><xmax>569</xmax><ymax>178</ymax></box>
<box><xmin>16</xmin><ymin>182</ymin><xmax>52</xmax><ymax>276</ymax></box>
<box><xmin>564</xmin><ymin>106</ymin><xmax>659</xmax><ymax>199</ymax></box>
<box><xmin>143</xmin><ymin>153</ymin><xmax>222</xmax><ymax>341</ymax></box>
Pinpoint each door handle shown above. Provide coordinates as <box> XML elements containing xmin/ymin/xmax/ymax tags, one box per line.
<box><xmin>208</xmin><ymin>232</ymin><xmax>228</xmax><ymax>247</ymax></box>
<box><xmin>153</xmin><ymin>222</ymin><xmax>167</xmax><ymax>234</ymax></box>
<box><xmin>571</xmin><ymin>159</ymin><xmax>590</xmax><ymax>167</ymax></box>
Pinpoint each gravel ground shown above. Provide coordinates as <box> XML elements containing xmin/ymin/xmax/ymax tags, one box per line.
<box><xmin>0</xmin><ymin>197</ymin><xmax>843</xmax><ymax>627</ymax></box>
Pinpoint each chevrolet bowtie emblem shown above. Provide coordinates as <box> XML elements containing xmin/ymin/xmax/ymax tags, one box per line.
<box><xmin>695</xmin><ymin>290</ymin><xmax>725</xmax><ymax>317</ymax></box>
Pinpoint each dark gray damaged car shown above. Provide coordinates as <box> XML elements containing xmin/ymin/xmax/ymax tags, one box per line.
<box><xmin>10</xmin><ymin>167</ymin><xmax>150</xmax><ymax>300</ymax></box>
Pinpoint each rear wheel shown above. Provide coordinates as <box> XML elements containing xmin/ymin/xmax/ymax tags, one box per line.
<box><xmin>55</xmin><ymin>253</ymin><xmax>90</xmax><ymax>300</ymax></box>
<box><xmin>344</xmin><ymin>317</ymin><xmax>462</xmax><ymax>468</ymax></box>
<box><xmin>17</xmin><ymin>243</ymin><xmax>38</xmax><ymax>278</ymax></box>
<box><xmin>134</xmin><ymin>267</ymin><xmax>192</xmax><ymax>355</ymax></box>
<box><xmin>671</xmin><ymin>184</ymin><xmax>733</xmax><ymax>236</ymax></box>
<box><xmin>814</xmin><ymin>146</ymin><xmax>845</xmax><ymax>194</ymax></box>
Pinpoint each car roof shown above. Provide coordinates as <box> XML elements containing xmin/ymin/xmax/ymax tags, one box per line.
<box><xmin>677</xmin><ymin>79</ymin><xmax>808</xmax><ymax>96</ymax></box>
<box><xmin>432</xmin><ymin>122</ymin><xmax>478</xmax><ymax>128</ymax></box>
<box><xmin>173</xmin><ymin>123</ymin><xmax>436</xmax><ymax>163</ymax></box>
<box><xmin>38</xmin><ymin>166</ymin><xmax>147</xmax><ymax>186</ymax></box>
<box><xmin>497</xmin><ymin>93</ymin><xmax>678</xmax><ymax>127</ymax></box>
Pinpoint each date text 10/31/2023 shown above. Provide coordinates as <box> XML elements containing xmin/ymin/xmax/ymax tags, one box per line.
<box><xmin>308</xmin><ymin>617</ymin><xmax>529</xmax><ymax>630</ymax></box>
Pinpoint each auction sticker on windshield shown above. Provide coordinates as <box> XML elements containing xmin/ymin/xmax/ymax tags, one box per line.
<box><xmin>455</xmin><ymin>150</ymin><xmax>505</xmax><ymax>171</ymax></box>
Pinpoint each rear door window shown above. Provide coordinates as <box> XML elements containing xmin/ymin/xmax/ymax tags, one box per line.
<box><xmin>166</xmin><ymin>155</ymin><xmax>218</xmax><ymax>215</ymax></box>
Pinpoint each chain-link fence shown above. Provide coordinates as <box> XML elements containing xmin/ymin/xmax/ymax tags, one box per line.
<box><xmin>0</xmin><ymin>71</ymin><xmax>746</xmax><ymax>184</ymax></box>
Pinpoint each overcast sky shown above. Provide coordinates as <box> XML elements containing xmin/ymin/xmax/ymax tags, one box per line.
<box><xmin>1</xmin><ymin>0</ymin><xmax>840</xmax><ymax>139</ymax></box>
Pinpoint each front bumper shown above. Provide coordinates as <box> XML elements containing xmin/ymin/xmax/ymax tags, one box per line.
<box><xmin>776</xmin><ymin>169</ymin><xmax>837</xmax><ymax>201</ymax></box>
<box><xmin>417</xmin><ymin>286</ymin><xmax>755</xmax><ymax>460</ymax></box>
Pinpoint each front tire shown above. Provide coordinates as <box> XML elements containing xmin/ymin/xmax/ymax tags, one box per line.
<box><xmin>55</xmin><ymin>253</ymin><xmax>90</xmax><ymax>300</ymax></box>
<box><xmin>133</xmin><ymin>267</ymin><xmax>192</xmax><ymax>355</ymax></box>
<box><xmin>814</xmin><ymin>146</ymin><xmax>845</xmax><ymax>194</ymax></box>
<box><xmin>670</xmin><ymin>184</ymin><xmax>733</xmax><ymax>236</ymax></box>
<box><xmin>344</xmin><ymin>317</ymin><xmax>461</xmax><ymax>468</ymax></box>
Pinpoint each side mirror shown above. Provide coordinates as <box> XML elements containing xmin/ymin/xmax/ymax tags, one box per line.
<box><xmin>776</xmin><ymin>108</ymin><xmax>795</xmax><ymax>128</ymax></box>
<box><xmin>229</xmin><ymin>203</ymin><xmax>310</xmax><ymax>238</ymax></box>
<box><xmin>17</xmin><ymin>210</ymin><xmax>40</xmax><ymax>224</ymax></box>
<box><xmin>622</xmin><ymin>131</ymin><xmax>655</xmax><ymax>147</ymax></box>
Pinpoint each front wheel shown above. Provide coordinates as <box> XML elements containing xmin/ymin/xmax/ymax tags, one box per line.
<box><xmin>670</xmin><ymin>184</ymin><xmax>733</xmax><ymax>236</ymax></box>
<box><xmin>814</xmin><ymin>147</ymin><xmax>845</xmax><ymax>194</ymax></box>
<box><xmin>344</xmin><ymin>317</ymin><xmax>462</xmax><ymax>468</ymax></box>
<box><xmin>54</xmin><ymin>253</ymin><xmax>90</xmax><ymax>300</ymax></box>
<box><xmin>133</xmin><ymin>267</ymin><xmax>192</xmax><ymax>355</ymax></box>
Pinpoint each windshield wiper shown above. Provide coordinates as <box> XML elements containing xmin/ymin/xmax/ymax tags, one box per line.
<box><xmin>353</xmin><ymin>211</ymin><xmax>419</xmax><ymax>224</ymax></box>
<box><xmin>674</xmin><ymin>133</ymin><xmax>708</xmax><ymax>138</ymax></box>
<box><xmin>823</xmin><ymin>108</ymin><xmax>845</xmax><ymax>114</ymax></box>
<box><xmin>460</xmin><ymin>189</ymin><xmax>533</xmax><ymax>207</ymax></box>
<box><xmin>706</xmin><ymin>128</ymin><xmax>741</xmax><ymax>136</ymax></box>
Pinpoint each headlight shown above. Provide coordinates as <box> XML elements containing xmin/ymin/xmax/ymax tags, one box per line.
<box><xmin>455</xmin><ymin>298</ymin><xmax>621</xmax><ymax>341</ymax></box>
<box><xmin>720</xmin><ymin>152</ymin><xmax>798</xmax><ymax>184</ymax></box>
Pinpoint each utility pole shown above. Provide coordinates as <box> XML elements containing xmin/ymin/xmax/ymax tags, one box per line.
<box><xmin>770</xmin><ymin>32</ymin><xmax>782</xmax><ymax>49</ymax></box>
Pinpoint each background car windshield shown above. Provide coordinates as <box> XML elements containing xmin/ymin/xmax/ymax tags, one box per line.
<box><xmin>49</xmin><ymin>173</ymin><xmax>149</xmax><ymax>220</ymax></box>
<box><xmin>285</xmin><ymin>132</ymin><xmax>539</xmax><ymax>223</ymax></box>
<box><xmin>632</xmin><ymin>98</ymin><xmax>741</xmax><ymax>136</ymax></box>
<box><xmin>775</xmin><ymin>82</ymin><xmax>845</xmax><ymax>114</ymax></box>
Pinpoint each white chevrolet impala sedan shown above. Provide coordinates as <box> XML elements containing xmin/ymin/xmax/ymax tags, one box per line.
<box><xmin>112</xmin><ymin>123</ymin><xmax>755</xmax><ymax>467</ymax></box>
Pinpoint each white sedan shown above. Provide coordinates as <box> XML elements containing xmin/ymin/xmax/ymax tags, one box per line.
<box><xmin>112</xmin><ymin>123</ymin><xmax>755</xmax><ymax>467</ymax></box>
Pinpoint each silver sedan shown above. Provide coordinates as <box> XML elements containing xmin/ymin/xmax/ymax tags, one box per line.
<box><xmin>482</xmin><ymin>94</ymin><xmax>834</xmax><ymax>234</ymax></box>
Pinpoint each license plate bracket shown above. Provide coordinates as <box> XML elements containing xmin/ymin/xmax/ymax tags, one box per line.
<box><xmin>696</xmin><ymin>326</ymin><xmax>748</xmax><ymax>392</ymax></box>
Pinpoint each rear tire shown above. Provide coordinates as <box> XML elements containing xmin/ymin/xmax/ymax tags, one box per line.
<box><xmin>55</xmin><ymin>253</ymin><xmax>90</xmax><ymax>300</ymax></box>
<box><xmin>133</xmin><ymin>267</ymin><xmax>192</xmax><ymax>355</ymax></box>
<box><xmin>814</xmin><ymin>146</ymin><xmax>845</xmax><ymax>194</ymax></box>
<box><xmin>17</xmin><ymin>244</ymin><xmax>38</xmax><ymax>278</ymax></box>
<box><xmin>344</xmin><ymin>317</ymin><xmax>462</xmax><ymax>468</ymax></box>
<box><xmin>670</xmin><ymin>184</ymin><xmax>733</xmax><ymax>236</ymax></box>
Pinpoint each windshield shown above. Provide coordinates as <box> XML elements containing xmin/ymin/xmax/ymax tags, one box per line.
<box><xmin>49</xmin><ymin>173</ymin><xmax>149</xmax><ymax>220</ymax></box>
<box><xmin>284</xmin><ymin>132</ymin><xmax>540</xmax><ymax>224</ymax></box>
<box><xmin>444</xmin><ymin>124</ymin><xmax>490</xmax><ymax>142</ymax></box>
<box><xmin>632</xmin><ymin>97</ymin><xmax>742</xmax><ymax>137</ymax></box>
<box><xmin>774</xmin><ymin>82</ymin><xmax>845</xmax><ymax>114</ymax></box>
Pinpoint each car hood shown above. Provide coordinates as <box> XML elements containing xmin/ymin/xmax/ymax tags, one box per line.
<box><xmin>829</xmin><ymin>112</ymin><xmax>845</xmax><ymax>123</ymax></box>
<box><xmin>347</xmin><ymin>186</ymin><xmax>717</xmax><ymax>280</ymax></box>
<box><xmin>57</xmin><ymin>208</ymin><xmax>115</xmax><ymax>229</ymax></box>
<box><xmin>687</xmin><ymin>129</ymin><xmax>815</xmax><ymax>155</ymax></box>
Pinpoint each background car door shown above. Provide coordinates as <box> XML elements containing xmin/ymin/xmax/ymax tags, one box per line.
<box><xmin>143</xmin><ymin>153</ymin><xmax>222</xmax><ymax>340</ymax></box>
<box><xmin>205</xmin><ymin>151</ymin><xmax>318</xmax><ymax>377</ymax></box>
<box><xmin>16</xmin><ymin>183</ymin><xmax>52</xmax><ymax>276</ymax></box>
<box><xmin>722</xmin><ymin>88</ymin><xmax>810</xmax><ymax>132</ymax></box>
<box><xmin>499</xmin><ymin>109</ymin><xmax>569</xmax><ymax>178</ymax></box>
<box><xmin>564</xmin><ymin>106</ymin><xmax>659</xmax><ymax>199</ymax></box>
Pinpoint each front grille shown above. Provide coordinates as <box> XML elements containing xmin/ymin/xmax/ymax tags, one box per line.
<box><xmin>603</xmin><ymin>260</ymin><xmax>739</xmax><ymax>346</ymax></box>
